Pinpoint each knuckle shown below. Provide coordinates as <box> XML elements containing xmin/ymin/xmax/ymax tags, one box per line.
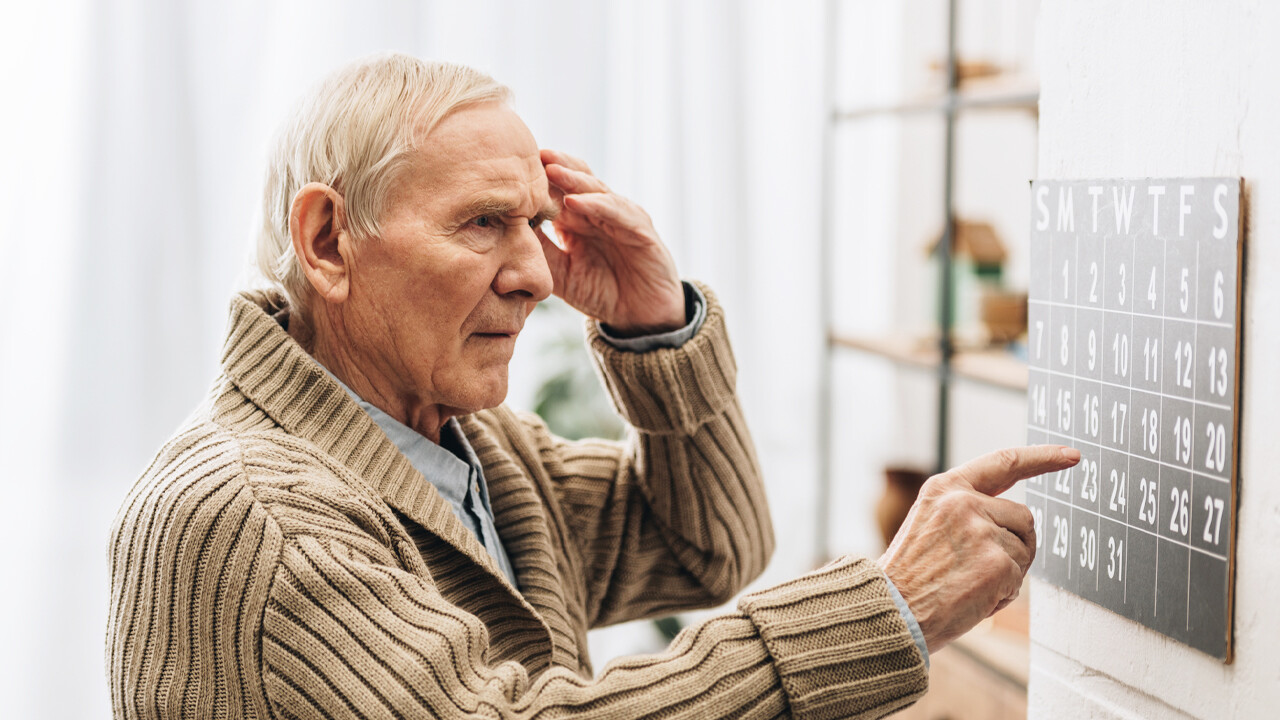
<box><xmin>920</xmin><ymin>475</ymin><xmax>950</xmax><ymax>498</ymax></box>
<box><xmin>994</xmin><ymin>448</ymin><xmax>1021</xmax><ymax>474</ymax></box>
<box><xmin>936</xmin><ymin>489</ymin><xmax>970</xmax><ymax>516</ymax></box>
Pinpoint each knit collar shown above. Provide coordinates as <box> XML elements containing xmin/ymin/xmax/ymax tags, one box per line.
<box><xmin>217</xmin><ymin>290</ymin><xmax>560</xmax><ymax>661</ymax></box>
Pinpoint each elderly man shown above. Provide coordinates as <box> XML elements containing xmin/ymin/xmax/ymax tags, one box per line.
<box><xmin>107</xmin><ymin>54</ymin><xmax>1077</xmax><ymax>719</ymax></box>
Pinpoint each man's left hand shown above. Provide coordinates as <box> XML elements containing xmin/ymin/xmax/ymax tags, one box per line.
<box><xmin>538</xmin><ymin>149</ymin><xmax>685</xmax><ymax>337</ymax></box>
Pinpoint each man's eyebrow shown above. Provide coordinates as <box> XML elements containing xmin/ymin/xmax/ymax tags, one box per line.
<box><xmin>452</xmin><ymin>195</ymin><xmax>560</xmax><ymax>224</ymax></box>
<box><xmin>454</xmin><ymin>196</ymin><xmax>519</xmax><ymax>222</ymax></box>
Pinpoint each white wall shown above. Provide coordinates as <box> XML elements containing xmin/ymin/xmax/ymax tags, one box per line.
<box><xmin>1032</xmin><ymin>2</ymin><xmax>1280</xmax><ymax>717</ymax></box>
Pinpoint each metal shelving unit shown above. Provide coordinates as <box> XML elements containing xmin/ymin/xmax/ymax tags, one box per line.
<box><xmin>815</xmin><ymin>0</ymin><xmax>1038</xmax><ymax>562</ymax></box>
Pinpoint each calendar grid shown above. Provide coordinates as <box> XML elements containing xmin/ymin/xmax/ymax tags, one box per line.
<box><xmin>1029</xmin><ymin>307</ymin><xmax>1228</xmax><ymax>409</ymax></box>
<box><xmin>1025</xmin><ymin>178</ymin><xmax>1240</xmax><ymax>660</ymax></box>
<box><xmin>1023</xmin><ymin>486</ymin><xmax>1228</xmax><ymax>562</ymax></box>
<box><xmin>1032</xmin><ymin>418</ymin><xmax>1230</xmax><ymax>484</ymax></box>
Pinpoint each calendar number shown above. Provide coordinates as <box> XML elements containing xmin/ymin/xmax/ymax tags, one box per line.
<box><xmin>1110</xmin><ymin>401</ymin><xmax>1128</xmax><ymax>444</ymax></box>
<box><xmin>1080</xmin><ymin>458</ymin><xmax>1098</xmax><ymax>503</ymax></box>
<box><xmin>1141</xmin><ymin>408</ymin><xmax>1159</xmax><ymax>455</ymax></box>
<box><xmin>1175</xmin><ymin>340</ymin><xmax>1194</xmax><ymax>390</ymax></box>
<box><xmin>1052</xmin><ymin>515</ymin><xmax>1069</xmax><ymax>559</ymax></box>
<box><xmin>1031</xmin><ymin>506</ymin><xmax>1045</xmax><ymax>549</ymax></box>
<box><xmin>1057</xmin><ymin>389</ymin><xmax>1073</xmax><ymax>432</ymax></box>
<box><xmin>1208</xmin><ymin>346</ymin><xmax>1229</xmax><ymax>397</ymax></box>
<box><xmin>1054</xmin><ymin>467</ymin><xmax>1073</xmax><ymax>495</ymax></box>
<box><xmin>1081</xmin><ymin>393</ymin><xmax>1099</xmax><ymax>438</ymax></box>
<box><xmin>1112</xmin><ymin>334</ymin><xmax>1129</xmax><ymax>378</ymax></box>
<box><xmin>1169</xmin><ymin>487</ymin><xmax>1190</xmax><ymax>537</ymax></box>
<box><xmin>1107</xmin><ymin>536</ymin><xmax>1124</xmax><ymax>581</ymax></box>
<box><xmin>1089</xmin><ymin>261</ymin><xmax>1099</xmax><ymax>302</ymax></box>
<box><xmin>1108</xmin><ymin>470</ymin><xmax>1127</xmax><ymax>513</ymax></box>
<box><xmin>1030</xmin><ymin>383</ymin><xmax>1048</xmax><ymax>425</ymax></box>
<box><xmin>1117</xmin><ymin>263</ymin><xmax>1127</xmax><ymax>304</ymax></box>
<box><xmin>1138</xmin><ymin>477</ymin><xmax>1157</xmax><ymax>526</ymax></box>
<box><xmin>1202</xmin><ymin>496</ymin><xmax>1225</xmax><ymax>545</ymax></box>
<box><xmin>1079</xmin><ymin>526</ymin><xmax>1097</xmax><ymax>570</ymax></box>
<box><xmin>1205</xmin><ymin>421</ymin><xmax>1227</xmax><ymax>473</ymax></box>
<box><xmin>1060</xmin><ymin>325</ymin><xmax>1070</xmax><ymax>366</ymax></box>
<box><xmin>1087</xmin><ymin>329</ymin><xmax>1097</xmax><ymax>371</ymax></box>
<box><xmin>1173</xmin><ymin>415</ymin><xmax>1192</xmax><ymax>464</ymax></box>
<box><xmin>1147</xmin><ymin>268</ymin><xmax>1158</xmax><ymax>309</ymax></box>
<box><xmin>1213</xmin><ymin>270</ymin><xmax>1225</xmax><ymax>319</ymax></box>
<box><xmin>1143</xmin><ymin>337</ymin><xmax>1159</xmax><ymax>383</ymax></box>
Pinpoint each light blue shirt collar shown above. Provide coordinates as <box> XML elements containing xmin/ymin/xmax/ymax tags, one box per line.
<box><xmin>321</xmin><ymin>370</ymin><xmax>518</xmax><ymax>586</ymax></box>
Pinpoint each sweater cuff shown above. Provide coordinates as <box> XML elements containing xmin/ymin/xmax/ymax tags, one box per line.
<box><xmin>738</xmin><ymin>556</ymin><xmax>928</xmax><ymax>720</ymax></box>
<box><xmin>884</xmin><ymin>576</ymin><xmax>930</xmax><ymax>669</ymax></box>
<box><xmin>597</xmin><ymin>282</ymin><xmax>706</xmax><ymax>352</ymax></box>
<box><xmin>586</xmin><ymin>280</ymin><xmax>736</xmax><ymax>435</ymax></box>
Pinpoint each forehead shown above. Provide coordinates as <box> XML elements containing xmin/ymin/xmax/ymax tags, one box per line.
<box><xmin>400</xmin><ymin>102</ymin><xmax>548</xmax><ymax>214</ymax></box>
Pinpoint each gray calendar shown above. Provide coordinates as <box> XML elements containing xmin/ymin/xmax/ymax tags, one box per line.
<box><xmin>1025</xmin><ymin>177</ymin><xmax>1242</xmax><ymax>660</ymax></box>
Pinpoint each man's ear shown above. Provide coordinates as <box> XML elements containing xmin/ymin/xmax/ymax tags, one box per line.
<box><xmin>289</xmin><ymin>182</ymin><xmax>351</xmax><ymax>304</ymax></box>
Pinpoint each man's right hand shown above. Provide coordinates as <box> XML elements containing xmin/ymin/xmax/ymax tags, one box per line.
<box><xmin>877</xmin><ymin>445</ymin><xmax>1081</xmax><ymax>653</ymax></box>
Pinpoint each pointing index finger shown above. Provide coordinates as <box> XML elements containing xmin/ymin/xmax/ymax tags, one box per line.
<box><xmin>947</xmin><ymin>445</ymin><xmax>1081</xmax><ymax>497</ymax></box>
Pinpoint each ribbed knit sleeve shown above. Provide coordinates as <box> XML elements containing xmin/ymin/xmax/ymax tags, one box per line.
<box><xmin>519</xmin><ymin>282</ymin><xmax>774</xmax><ymax>625</ymax></box>
<box><xmin>262</xmin><ymin>533</ymin><xmax>926</xmax><ymax>720</ymax></box>
<box><xmin>262</xmin><ymin>530</ymin><xmax>793</xmax><ymax>719</ymax></box>
<box><xmin>739</xmin><ymin>557</ymin><xmax>930</xmax><ymax>719</ymax></box>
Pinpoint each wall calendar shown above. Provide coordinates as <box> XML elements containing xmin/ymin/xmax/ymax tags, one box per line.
<box><xmin>1024</xmin><ymin>177</ymin><xmax>1243</xmax><ymax>660</ymax></box>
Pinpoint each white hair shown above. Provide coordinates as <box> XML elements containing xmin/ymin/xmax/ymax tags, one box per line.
<box><xmin>255</xmin><ymin>53</ymin><xmax>511</xmax><ymax>317</ymax></box>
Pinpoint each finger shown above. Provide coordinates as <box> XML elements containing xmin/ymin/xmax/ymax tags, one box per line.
<box><xmin>562</xmin><ymin>194</ymin><xmax>651</xmax><ymax>241</ymax></box>
<box><xmin>541</xmin><ymin>148</ymin><xmax>593</xmax><ymax>174</ymax></box>
<box><xmin>545</xmin><ymin>163</ymin><xmax>609</xmax><ymax>195</ymax></box>
<box><xmin>551</xmin><ymin>210</ymin><xmax>599</xmax><ymax>238</ymax></box>
<box><xmin>992</xmin><ymin>525</ymin><xmax>1033</xmax><ymax>573</ymax></box>
<box><xmin>983</xmin><ymin>496</ymin><xmax>1036</xmax><ymax>551</ymax></box>
<box><xmin>947</xmin><ymin>445</ymin><xmax>1081</xmax><ymax>497</ymax></box>
<box><xmin>991</xmin><ymin>581</ymin><xmax>1022</xmax><ymax>616</ymax></box>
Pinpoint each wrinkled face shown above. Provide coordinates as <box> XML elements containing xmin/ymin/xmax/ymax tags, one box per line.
<box><xmin>341</xmin><ymin>102</ymin><xmax>556</xmax><ymax>415</ymax></box>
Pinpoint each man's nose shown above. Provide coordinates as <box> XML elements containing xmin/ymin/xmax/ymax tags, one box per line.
<box><xmin>493</xmin><ymin>223</ymin><xmax>553</xmax><ymax>302</ymax></box>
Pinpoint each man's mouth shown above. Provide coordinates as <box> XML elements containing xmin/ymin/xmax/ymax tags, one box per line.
<box><xmin>473</xmin><ymin>327</ymin><xmax>521</xmax><ymax>338</ymax></box>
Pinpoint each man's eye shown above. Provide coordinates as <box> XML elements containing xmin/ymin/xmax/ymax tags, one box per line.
<box><xmin>473</xmin><ymin>216</ymin><xmax>492</xmax><ymax>228</ymax></box>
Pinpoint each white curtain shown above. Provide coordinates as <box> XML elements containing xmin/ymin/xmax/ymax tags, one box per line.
<box><xmin>0</xmin><ymin>1</ymin><xmax>835</xmax><ymax>716</ymax></box>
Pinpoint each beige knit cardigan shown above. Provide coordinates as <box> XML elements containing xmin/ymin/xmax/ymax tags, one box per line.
<box><xmin>106</xmin><ymin>283</ymin><xmax>927</xmax><ymax>719</ymax></box>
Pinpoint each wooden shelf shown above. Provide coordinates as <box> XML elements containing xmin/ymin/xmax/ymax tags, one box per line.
<box><xmin>834</xmin><ymin>76</ymin><xmax>1039</xmax><ymax>121</ymax></box>
<box><xmin>830</xmin><ymin>333</ymin><xmax>1028</xmax><ymax>392</ymax></box>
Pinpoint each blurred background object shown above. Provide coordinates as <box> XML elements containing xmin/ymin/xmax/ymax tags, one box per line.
<box><xmin>531</xmin><ymin>300</ymin><xmax>626</xmax><ymax>444</ymax></box>
<box><xmin>875</xmin><ymin>465</ymin><xmax>929</xmax><ymax>548</ymax></box>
